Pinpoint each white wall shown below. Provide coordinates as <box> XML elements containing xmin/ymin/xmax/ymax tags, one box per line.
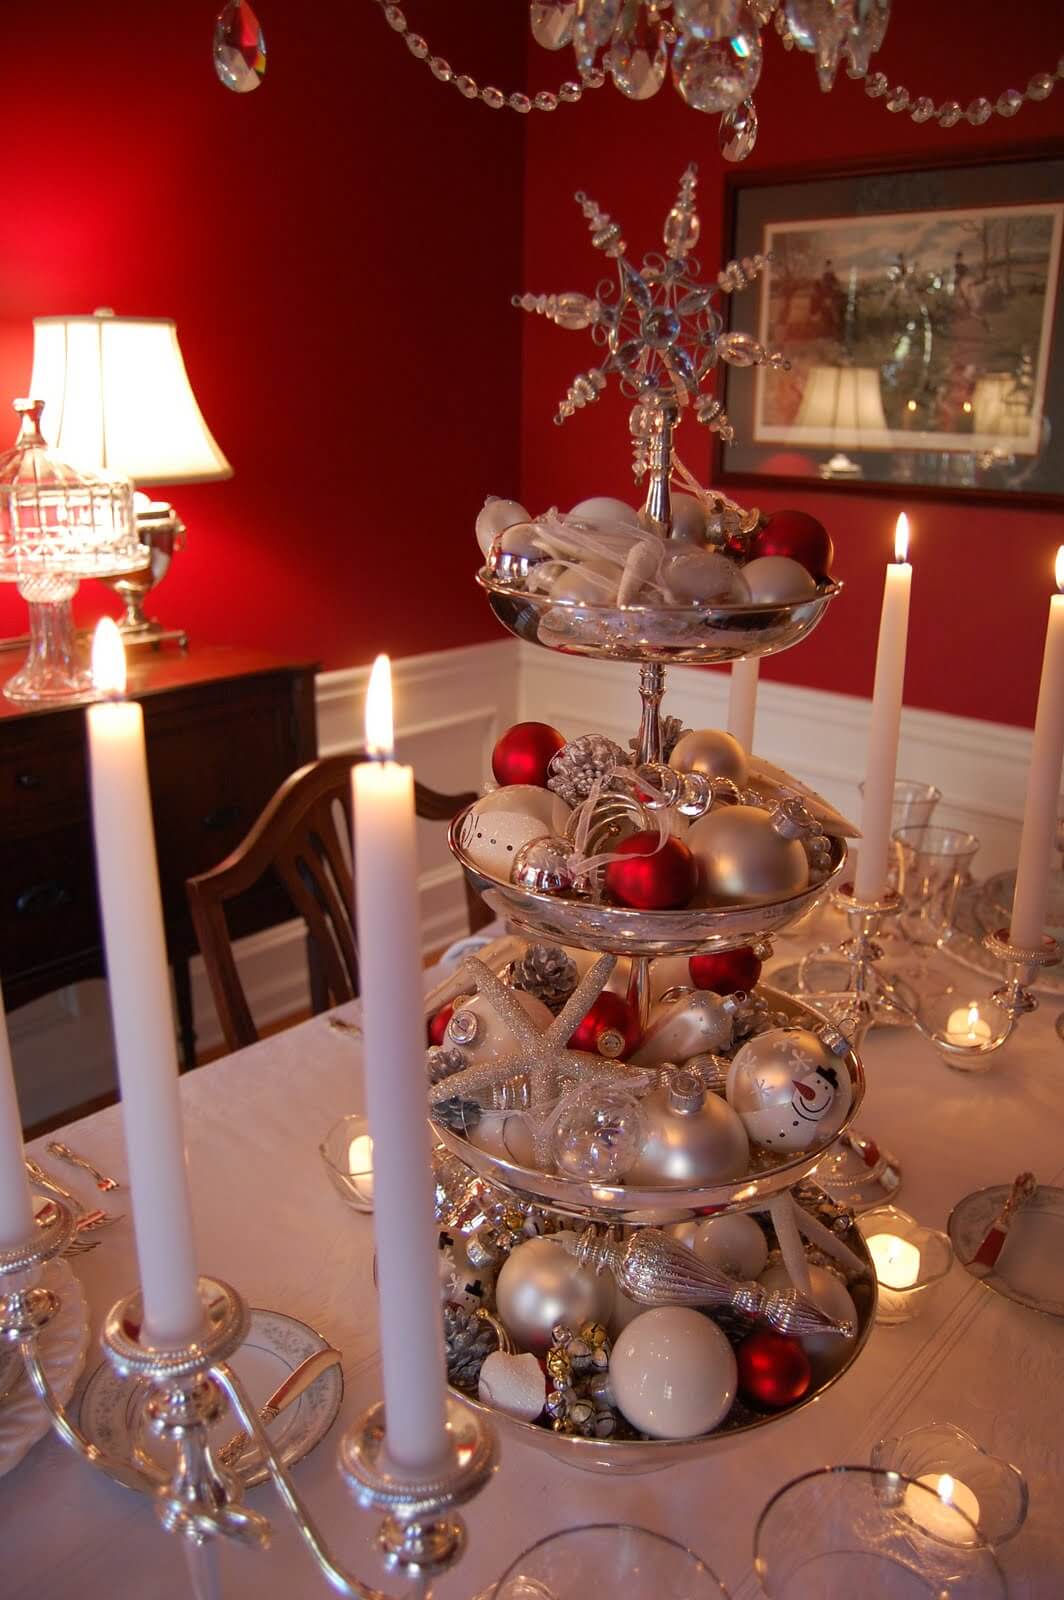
<box><xmin>12</xmin><ymin>637</ymin><xmax>1030</xmax><ymax>1128</ymax></box>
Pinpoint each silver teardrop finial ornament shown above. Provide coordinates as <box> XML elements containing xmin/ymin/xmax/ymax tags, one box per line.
<box><xmin>214</xmin><ymin>0</ymin><xmax>266</xmax><ymax>93</ymax></box>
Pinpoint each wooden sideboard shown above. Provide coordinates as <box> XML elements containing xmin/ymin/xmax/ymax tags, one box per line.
<box><xmin>0</xmin><ymin>646</ymin><xmax>318</xmax><ymax>1069</ymax></box>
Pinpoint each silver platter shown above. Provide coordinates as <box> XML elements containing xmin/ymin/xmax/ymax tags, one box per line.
<box><xmin>434</xmin><ymin>985</ymin><xmax>865</xmax><ymax>1220</ymax></box>
<box><xmin>451</xmin><ymin>811</ymin><xmax>848</xmax><ymax>957</ymax></box>
<box><xmin>452</xmin><ymin>1197</ymin><xmax>877</xmax><ymax>1475</ymax></box>
<box><xmin>478</xmin><ymin>570</ymin><xmax>842</xmax><ymax>665</ymax></box>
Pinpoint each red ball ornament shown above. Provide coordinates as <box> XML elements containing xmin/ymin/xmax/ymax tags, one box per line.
<box><xmin>491</xmin><ymin>722</ymin><xmax>567</xmax><ymax>788</ymax></box>
<box><xmin>688</xmin><ymin>946</ymin><xmax>762</xmax><ymax>995</ymax></box>
<box><xmin>737</xmin><ymin>1329</ymin><xmax>812</xmax><ymax>1409</ymax></box>
<box><xmin>427</xmin><ymin>1003</ymin><xmax>454</xmax><ymax>1046</ymax></box>
<box><xmin>603</xmin><ymin>833</ymin><xmax>697</xmax><ymax>911</ymax></box>
<box><xmin>750</xmin><ymin>510</ymin><xmax>833</xmax><ymax>581</ymax></box>
<box><xmin>565</xmin><ymin>991</ymin><xmax>642</xmax><ymax>1059</ymax></box>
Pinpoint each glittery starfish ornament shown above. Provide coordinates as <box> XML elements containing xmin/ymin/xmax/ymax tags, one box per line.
<box><xmin>514</xmin><ymin>163</ymin><xmax>789</xmax><ymax>495</ymax></box>
<box><xmin>429</xmin><ymin>953</ymin><xmax>645</xmax><ymax>1163</ymax></box>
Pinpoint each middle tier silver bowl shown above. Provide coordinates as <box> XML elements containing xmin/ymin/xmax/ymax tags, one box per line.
<box><xmin>451</xmin><ymin>813</ymin><xmax>848</xmax><ymax>957</ymax></box>
<box><xmin>434</xmin><ymin>984</ymin><xmax>864</xmax><ymax>1219</ymax></box>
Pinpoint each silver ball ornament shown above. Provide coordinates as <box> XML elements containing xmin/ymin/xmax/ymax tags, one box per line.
<box><xmin>687</xmin><ymin>804</ymin><xmax>810</xmax><ymax>905</ymax></box>
<box><xmin>444</xmin><ymin>988</ymin><xmax>554</xmax><ymax>1065</ymax></box>
<box><xmin>631</xmin><ymin>990</ymin><xmax>738</xmax><ymax>1067</ymax></box>
<box><xmin>609</xmin><ymin>1307</ymin><xmax>736</xmax><ymax>1439</ymax></box>
<box><xmin>511</xmin><ymin>835</ymin><xmax>576</xmax><ymax>894</ymax></box>
<box><xmin>669</xmin><ymin>728</ymin><xmax>749</xmax><ymax>786</ymax></box>
<box><xmin>625</xmin><ymin>1071</ymin><xmax>749</xmax><ymax>1185</ymax></box>
<box><xmin>742</xmin><ymin>555</ymin><xmax>817</xmax><ymax>604</ymax></box>
<box><xmin>726</xmin><ymin>1027</ymin><xmax>852</xmax><ymax>1152</ymax></box>
<box><xmin>666</xmin><ymin>490</ymin><xmax>708</xmax><ymax>544</ymax></box>
<box><xmin>495</xmin><ymin>1234</ymin><xmax>614</xmax><ymax>1355</ymax></box>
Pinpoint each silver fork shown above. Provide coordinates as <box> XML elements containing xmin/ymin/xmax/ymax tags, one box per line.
<box><xmin>25</xmin><ymin>1157</ymin><xmax>122</xmax><ymax>1226</ymax></box>
<box><xmin>46</xmin><ymin>1141</ymin><xmax>121</xmax><ymax>1191</ymax></box>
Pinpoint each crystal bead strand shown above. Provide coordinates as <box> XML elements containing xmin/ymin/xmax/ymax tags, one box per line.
<box><xmin>844</xmin><ymin>57</ymin><xmax>1060</xmax><ymax>130</ymax></box>
<box><xmin>372</xmin><ymin>0</ymin><xmax>606</xmax><ymax>113</ymax></box>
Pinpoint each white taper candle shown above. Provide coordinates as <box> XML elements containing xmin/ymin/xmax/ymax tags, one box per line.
<box><xmin>0</xmin><ymin>980</ymin><xmax>34</xmax><ymax>1251</ymax></box>
<box><xmin>352</xmin><ymin>655</ymin><xmax>449</xmax><ymax>1472</ymax></box>
<box><xmin>855</xmin><ymin>515</ymin><xmax>913</xmax><ymax>902</ymax></box>
<box><xmin>727</xmin><ymin>657</ymin><xmax>759</xmax><ymax>756</ymax></box>
<box><xmin>87</xmin><ymin>620</ymin><xmax>202</xmax><ymax>1346</ymax></box>
<box><xmin>1010</xmin><ymin>548</ymin><xmax>1064</xmax><ymax>948</ymax></box>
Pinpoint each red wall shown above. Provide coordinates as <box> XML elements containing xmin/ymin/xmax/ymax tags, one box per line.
<box><xmin>521</xmin><ymin>5</ymin><xmax>1064</xmax><ymax>727</ymax></box>
<box><xmin>0</xmin><ymin>1</ymin><xmax>526</xmax><ymax>669</ymax></box>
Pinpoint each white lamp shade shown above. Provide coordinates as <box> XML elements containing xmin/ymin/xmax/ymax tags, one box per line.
<box><xmin>29</xmin><ymin>312</ymin><xmax>232</xmax><ymax>486</ymax></box>
<box><xmin>971</xmin><ymin>374</ymin><xmax>1030</xmax><ymax>439</ymax></box>
<box><xmin>794</xmin><ymin>365</ymin><xmax>889</xmax><ymax>439</ymax></box>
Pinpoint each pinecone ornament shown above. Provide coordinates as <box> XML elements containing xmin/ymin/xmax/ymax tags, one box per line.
<box><xmin>443</xmin><ymin>1302</ymin><xmax>499</xmax><ymax>1391</ymax></box>
<box><xmin>427</xmin><ymin>1045</ymin><xmax>466</xmax><ymax>1084</ymax></box>
<box><xmin>627</xmin><ymin>714</ymin><xmax>691</xmax><ymax>764</ymax></box>
<box><xmin>510</xmin><ymin>944</ymin><xmax>578</xmax><ymax>1014</ymax></box>
<box><xmin>547</xmin><ymin>735</ymin><xmax>630</xmax><ymax>806</ymax></box>
<box><xmin>431</xmin><ymin>1096</ymin><xmax>483</xmax><ymax>1134</ymax></box>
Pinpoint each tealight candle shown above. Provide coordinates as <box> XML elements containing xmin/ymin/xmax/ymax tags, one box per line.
<box><xmin>346</xmin><ymin>1133</ymin><xmax>374</xmax><ymax>1205</ymax></box>
<box><xmin>904</xmin><ymin>1473</ymin><xmax>981</xmax><ymax>1545</ymax></box>
<box><xmin>867</xmin><ymin>1231</ymin><xmax>921</xmax><ymax>1320</ymax></box>
<box><xmin>945</xmin><ymin>1003</ymin><xmax>992</xmax><ymax>1047</ymax></box>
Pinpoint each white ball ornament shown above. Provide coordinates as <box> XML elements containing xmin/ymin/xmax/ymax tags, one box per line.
<box><xmin>759</xmin><ymin>1263</ymin><xmax>858</xmax><ymax>1378</ymax></box>
<box><xmin>548</xmin><ymin>565</ymin><xmax>620</xmax><ymax>605</ymax></box>
<box><xmin>609</xmin><ymin>1307</ymin><xmax>737</xmax><ymax>1439</ymax></box>
<box><xmin>742</xmin><ymin>555</ymin><xmax>817</xmax><ymax>604</ymax></box>
<box><xmin>660</xmin><ymin>549</ymin><xmax>751</xmax><ymax>606</ymax></box>
<box><xmin>495</xmin><ymin>1233</ymin><xmax>615</xmax><ymax>1355</ymax></box>
<box><xmin>478</xmin><ymin>785</ymin><xmax>572</xmax><ymax>834</ymax></box>
<box><xmin>475</xmin><ymin>496</ymin><xmax>530</xmax><ymax>556</ymax></box>
<box><xmin>569</xmin><ymin>496</ymin><xmax>641</xmax><ymax>529</ymax></box>
<box><xmin>444</xmin><ymin>988</ymin><xmax>553</xmax><ymax>1065</ymax></box>
<box><xmin>465</xmin><ymin>1110</ymin><xmax>536</xmax><ymax>1168</ymax></box>
<box><xmin>686</xmin><ymin>804</ymin><xmax>809</xmax><ymax>905</ymax></box>
<box><xmin>726</xmin><ymin>1027</ymin><xmax>852</xmax><ymax>1152</ymax></box>
<box><xmin>691</xmin><ymin>1212</ymin><xmax>769</xmax><ymax>1279</ymax></box>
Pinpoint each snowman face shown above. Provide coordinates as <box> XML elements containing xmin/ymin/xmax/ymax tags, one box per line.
<box><xmin>790</xmin><ymin>1066</ymin><xmax>838</xmax><ymax>1124</ymax></box>
<box><xmin>725</xmin><ymin>1028</ymin><xmax>851</xmax><ymax>1153</ymax></box>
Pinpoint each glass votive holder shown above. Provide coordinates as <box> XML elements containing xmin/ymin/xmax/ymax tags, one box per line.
<box><xmin>319</xmin><ymin>1113</ymin><xmax>374</xmax><ymax>1212</ymax></box>
<box><xmin>871</xmin><ymin>1423</ymin><xmax>1028</xmax><ymax>1547</ymax></box>
<box><xmin>857</xmin><ymin>1205</ymin><xmax>953</xmax><ymax>1324</ymax></box>
<box><xmin>487</xmin><ymin>1524</ymin><xmax>730</xmax><ymax>1600</ymax></box>
<box><xmin>915</xmin><ymin>987</ymin><xmax>1011</xmax><ymax>1071</ymax></box>
<box><xmin>754</xmin><ymin>1465</ymin><xmax>1007</xmax><ymax>1598</ymax></box>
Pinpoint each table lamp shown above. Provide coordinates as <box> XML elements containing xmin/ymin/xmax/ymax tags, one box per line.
<box><xmin>28</xmin><ymin>309</ymin><xmax>232</xmax><ymax>645</ymax></box>
<box><xmin>0</xmin><ymin>398</ymin><xmax>143</xmax><ymax>702</ymax></box>
<box><xmin>794</xmin><ymin>364</ymin><xmax>889</xmax><ymax>480</ymax></box>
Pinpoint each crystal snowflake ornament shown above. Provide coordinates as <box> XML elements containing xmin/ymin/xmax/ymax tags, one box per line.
<box><xmin>514</xmin><ymin>164</ymin><xmax>789</xmax><ymax>492</ymax></box>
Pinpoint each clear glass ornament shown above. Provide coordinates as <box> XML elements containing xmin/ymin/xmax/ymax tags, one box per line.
<box><xmin>966</xmin><ymin>95</ymin><xmax>992</xmax><ymax>124</ymax></box>
<box><xmin>574</xmin><ymin>0</ymin><xmax>621</xmax><ymax>72</ymax></box>
<box><xmin>844</xmin><ymin>0</ymin><xmax>890</xmax><ymax>76</ymax></box>
<box><xmin>671</xmin><ymin>29</ymin><xmax>763</xmax><ymax>113</ymax></box>
<box><xmin>551</xmin><ymin>1084</ymin><xmax>646</xmax><ymax>1182</ymax></box>
<box><xmin>609</xmin><ymin>5</ymin><xmax>668</xmax><ymax>100</ymax></box>
<box><xmin>530</xmin><ymin>0</ymin><xmax>577</xmax><ymax>50</ymax></box>
<box><xmin>716</xmin><ymin>329</ymin><xmax>763</xmax><ymax>366</ymax></box>
<box><xmin>720</xmin><ymin>95</ymin><xmax>758</xmax><ymax>158</ymax></box>
<box><xmin>672</xmin><ymin>0</ymin><xmax>743</xmax><ymax>40</ymax></box>
<box><xmin>213</xmin><ymin>0</ymin><xmax>266</xmax><ymax>93</ymax></box>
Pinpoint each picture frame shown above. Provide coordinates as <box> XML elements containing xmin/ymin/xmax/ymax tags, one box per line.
<box><xmin>715</xmin><ymin>148</ymin><xmax>1064</xmax><ymax>508</ymax></box>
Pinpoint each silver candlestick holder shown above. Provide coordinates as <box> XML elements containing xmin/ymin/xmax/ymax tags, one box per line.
<box><xmin>913</xmin><ymin>928</ymin><xmax>1061</xmax><ymax>1069</ymax></box>
<box><xmin>1</xmin><ymin>1200</ymin><xmax>496</xmax><ymax>1598</ymax></box>
<box><xmin>789</xmin><ymin>887</ymin><xmax>917</xmax><ymax>1040</ymax></box>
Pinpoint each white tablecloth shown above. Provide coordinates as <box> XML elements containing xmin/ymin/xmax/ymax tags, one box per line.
<box><xmin>5</xmin><ymin>937</ymin><xmax>1064</xmax><ymax>1599</ymax></box>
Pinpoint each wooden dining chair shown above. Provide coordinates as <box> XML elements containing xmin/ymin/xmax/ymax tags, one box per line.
<box><xmin>186</xmin><ymin>752</ymin><xmax>491</xmax><ymax>1054</ymax></box>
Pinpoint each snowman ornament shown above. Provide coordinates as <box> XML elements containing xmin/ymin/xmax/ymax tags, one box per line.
<box><xmin>725</xmin><ymin>1026</ymin><xmax>851</xmax><ymax>1153</ymax></box>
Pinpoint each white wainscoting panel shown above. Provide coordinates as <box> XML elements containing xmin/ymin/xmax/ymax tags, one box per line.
<box><xmin>517</xmin><ymin>643</ymin><xmax>1031</xmax><ymax>876</ymax></box>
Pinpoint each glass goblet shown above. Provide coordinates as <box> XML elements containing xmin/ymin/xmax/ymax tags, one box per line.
<box><xmin>755</xmin><ymin>1465</ymin><xmax>1007</xmax><ymax>1598</ymax></box>
<box><xmin>488</xmin><ymin>1524</ymin><xmax>730</xmax><ymax>1600</ymax></box>
<box><xmin>895</xmin><ymin>825</ymin><xmax>980</xmax><ymax>950</ymax></box>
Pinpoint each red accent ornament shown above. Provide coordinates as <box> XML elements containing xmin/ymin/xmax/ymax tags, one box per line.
<box><xmin>491</xmin><ymin>721</ymin><xmax>567</xmax><ymax>788</ymax></box>
<box><xmin>750</xmin><ymin>510</ymin><xmax>833</xmax><ymax>581</ymax></box>
<box><xmin>688</xmin><ymin>946</ymin><xmax>762</xmax><ymax>995</ymax></box>
<box><xmin>428</xmin><ymin>1003</ymin><xmax>454</xmax><ymax>1046</ymax></box>
<box><xmin>736</xmin><ymin>1329</ymin><xmax>812</xmax><ymax>1409</ymax></box>
<box><xmin>565</xmin><ymin>991</ymin><xmax>642</xmax><ymax>1059</ymax></box>
<box><xmin>603</xmin><ymin>833</ymin><xmax>697</xmax><ymax>911</ymax></box>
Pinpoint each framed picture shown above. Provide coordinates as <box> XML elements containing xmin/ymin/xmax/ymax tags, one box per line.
<box><xmin>715</xmin><ymin>149</ymin><xmax>1064</xmax><ymax>507</ymax></box>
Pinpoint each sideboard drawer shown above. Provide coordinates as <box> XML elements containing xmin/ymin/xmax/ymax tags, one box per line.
<box><xmin>0</xmin><ymin>721</ymin><xmax>87</xmax><ymax>836</ymax></box>
<box><xmin>0</xmin><ymin>822</ymin><xmax>99</xmax><ymax>976</ymax></box>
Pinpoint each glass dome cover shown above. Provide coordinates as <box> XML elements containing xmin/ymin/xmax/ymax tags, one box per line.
<box><xmin>0</xmin><ymin>398</ymin><xmax>144</xmax><ymax>581</ymax></box>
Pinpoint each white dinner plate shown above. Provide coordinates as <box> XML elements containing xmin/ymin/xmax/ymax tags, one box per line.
<box><xmin>0</xmin><ymin>1258</ymin><xmax>91</xmax><ymax>1479</ymax></box>
<box><xmin>949</xmin><ymin>1184</ymin><xmax>1064</xmax><ymax>1317</ymax></box>
<box><xmin>80</xmin><ymin>1305</ymin><xmax>344</xmax><ymax>1490</ymax></box>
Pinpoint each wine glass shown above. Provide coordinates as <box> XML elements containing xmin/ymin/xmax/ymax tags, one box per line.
<box><xmin>486</xmin><ymin>1524</ymin><xmax>731</xmax><ymax>1599</ymax></box>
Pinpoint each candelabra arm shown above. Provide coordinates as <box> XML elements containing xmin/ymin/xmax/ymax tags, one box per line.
<box><xmin>19</xmin><ymin>1340</ymin><xmax>150</xmax><ymax>1493</ymax></box>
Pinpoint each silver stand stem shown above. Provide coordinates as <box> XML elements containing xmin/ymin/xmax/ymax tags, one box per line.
<box><xmin>635</xmin><ymin>663</ymin><xmax>666</xmax><ymax>767</ymax></box>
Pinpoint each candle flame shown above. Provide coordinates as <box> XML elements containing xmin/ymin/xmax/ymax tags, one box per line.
<box><xmin>966</xmin><ymin>1003</ymin><xmax>980</xmax><ymax>1032</ymax></box>
<box><xmin>91</xmin><ymin>617</ymin><xmax>126</xmax><ymax>697</ymax></box>
<box><xmin>938</xmin><ymin>1474</ymin><xmax>955</xmax><ymax>1505</ymax></box>
<box><xmin>894</xmin><ymin>513</ymin><xmax>910</xmax><ymax>564</ymax></box>
<box><xmin>365</xmin><ymin>654</ymin><xmax>394</xmax><ymax>759</ymax></box>
<box><xmin>1055</xmin><ymin>545</ymin><xmax>1064</xmax><ymax>593</ymax></box>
